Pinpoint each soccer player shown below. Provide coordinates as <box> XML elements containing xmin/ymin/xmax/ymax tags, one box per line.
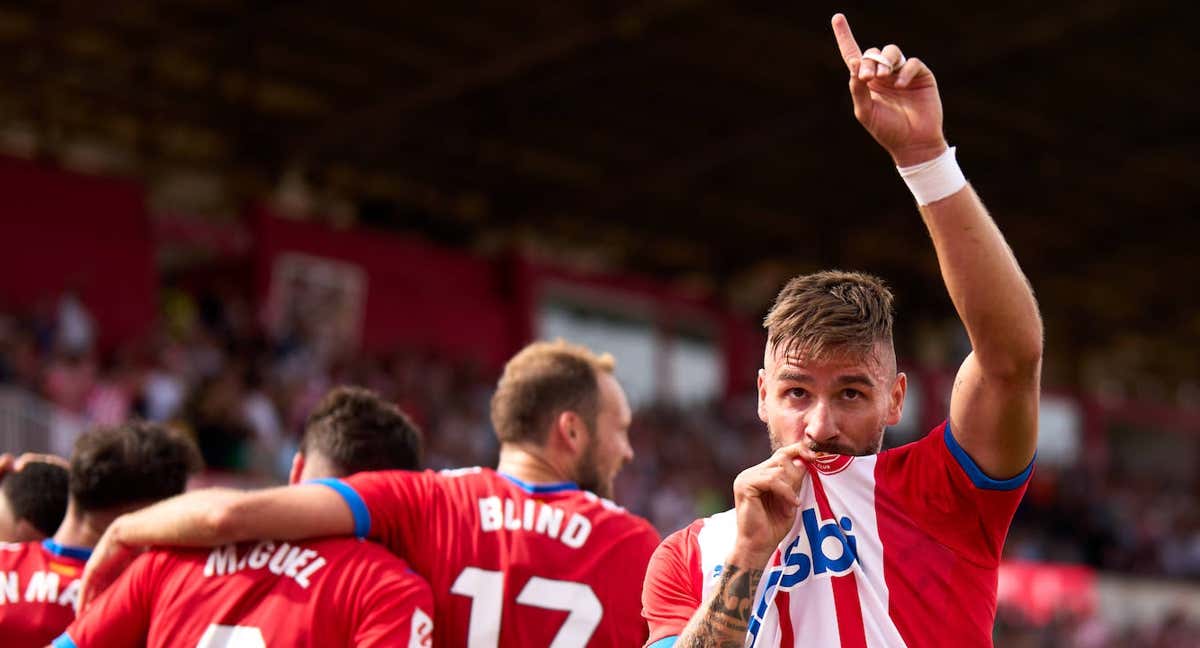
<box><xmin>641</xmin><ymin>14</ymin><xmax>1043</xmax><ymax>648</ymax></box>
<box><xmin>0</xmin><ymin>422</ymin><xmax>200</xmax><ymax>648</ymax></box>
<box><xmin>0</xmin><ymin>454</ymin><xmax>69</xmax><ymax>542</ymax></box>
<box><xmin>55</xmin><ymin>386</ymin><xmax>434</xmax><ymax>647</ymax></box>
<box><xmin>82</xmin><ymin>341</ymin><xmax>661</xmax><ymax>646</ymax></box>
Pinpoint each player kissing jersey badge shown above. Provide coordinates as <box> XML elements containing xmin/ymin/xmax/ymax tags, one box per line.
<box><xmin>810</xmin><ymin>453</ymin><xmax>853</xmax><ymax>475</ymax></box>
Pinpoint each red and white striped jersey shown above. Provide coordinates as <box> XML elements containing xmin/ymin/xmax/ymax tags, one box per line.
<box><xmin>642</xmin><ymin>421</ymin><xmax>1033</xmax><ymax>648</ymax></box>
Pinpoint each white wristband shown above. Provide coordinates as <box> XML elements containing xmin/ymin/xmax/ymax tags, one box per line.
<box><xmin>897</xmin><ymin>146</ymin><xmax>966</xmax><ymax>206</ymax></box>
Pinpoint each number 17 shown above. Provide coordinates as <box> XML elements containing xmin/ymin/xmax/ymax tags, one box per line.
<box><xmin>451</xmin><ymin>567</ymin><xmax>603</xmax><ymax>647</ymax></box>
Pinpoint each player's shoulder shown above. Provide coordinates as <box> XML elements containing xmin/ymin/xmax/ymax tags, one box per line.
<box><xmin>427</xmin><ymin>465</ymin><xmax>494</xmax><ymax>494</ymax></box>
<box><xmin>572</xmin><ymin>491</ymin><xmax>662</xmax><ymax>549</ymax></box>
<box><xmin>426</xmin><ymin>466</ymin><xmax>522</xmax><ymax>503</ymax></box>
<box><xmin>879</xmin><ymin>420</ymin><xmax>949</xmax><ymax>464</ymax></box>
<box><xmin>437</xmin><ymin>465</ymin><xmax>488</xmax><ymax>481</ymax></box>
<box><xmin>649</xmin><ymin>510</ymin><xmax>736</xmax><ymax>587</ymax></box>
<box><xmin>0</xmin><ymin>540</ymin><xmax>34</xmax><ymax>553</ymax></box>
<box><xmin>578</xmin><ymin>489</ymin><xmax>650</xmax><ymax>522</ymax></box>
<box><xmin>696</xmin><ymin>507</ymin><xmax>737</xmax><ymax>535</ymax></box>
<box><xmin>0</xmin><ymin>540</ymin><xmax>36</xmax><ymax>565</ymax></box>
<box><xmin>310</xmin><ymin>535</ymin><xmax>397</xmax><ymax>561</ymax></box>
<box><xmin>663</xmin><ymin>509</ymin><xmax>735</xmax><ymax>554</ymax></box>
<box><xmin>459</xmin><ymin>468</ymin><xmax>652</xmax><ymax>523</ymax></box>
<box><xmin>304</xmin><ymin>536</ymin><xmax>425</xmax><ymax>583</ymax></box>
<box><xmin>309</xmin><ymin>537</ymin><xmax>431</xmax><ymax>595</ymax></box>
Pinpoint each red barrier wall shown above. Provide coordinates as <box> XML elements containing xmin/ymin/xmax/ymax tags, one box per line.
<box><xmin>252</xmin><ymin>208</ymin><xmax>516</xmax><ymax>369</ymax></box>
<box><xmin>0</xmin><ymin>157</ymin><xmax>156</xmax><ymax>348</ymax></box>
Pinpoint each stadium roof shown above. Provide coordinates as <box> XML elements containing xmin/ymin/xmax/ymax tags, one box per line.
<box><xmin>0</xmin><ymin>1</ymin><xmax>1194</xmax><ymax>388</ymax></box>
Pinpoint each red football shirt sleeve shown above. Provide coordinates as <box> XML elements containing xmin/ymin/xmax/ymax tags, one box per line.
<box><xmin>57</xmin><ymin>551</ymin><xmax>163</xmax><ymax>647</ymax></box>
<box><xmin>350</xmin><ymin>557</ymin><xmax>435</xmax><ymax>648</ymax></box>
<box><xmin>332</xmin><ymin>470</ymin><xmax>441</xmax><ymax>565</ymax></box>
<box><xmin>877</xmin><ymin>420</ymin><xmax>1034</xmax><ymax>566</ymax></box>
<box><xmin>641</xmin><ymin>524</ymin><xmax>703</xmax><ymax>647</ymax></box>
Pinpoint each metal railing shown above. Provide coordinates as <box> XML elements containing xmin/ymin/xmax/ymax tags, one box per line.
<box><xmin>0</xmin><ymin>386</ymin><xmax>86</xmax><ymax>456</ymax></box>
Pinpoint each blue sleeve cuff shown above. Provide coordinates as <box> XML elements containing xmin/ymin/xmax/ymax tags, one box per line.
<box><xmin>943</xmin><ymin>420</ymin><xmax>1035</xmax><ymax>491</ymax></box>
<box><xmin>309</xmin><ymin>478</ymin><xmax>372</xmax><ymax>538</ymax></box>
<box><xmin>52</xmin><ymin>632</ymin><xmax>78</xmax><ymax>648</ymax></box>
<box><xmin>648</xmin><ymin>637</ymin><xmax>679</xmax><ymax>648</ymax></box>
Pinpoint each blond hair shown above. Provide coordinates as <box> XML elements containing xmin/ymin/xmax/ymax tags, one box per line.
<box><xmin>490</xmin><ymin>339</ymin><xmax>615</xmax><ymax>445</ymax></box>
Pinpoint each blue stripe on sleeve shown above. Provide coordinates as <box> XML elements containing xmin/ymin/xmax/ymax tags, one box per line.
<box><xmin>648</xmin><ymin>637</ymin><xmax>679</xmax><ymax>648</ymax></box>
<box><xmin>51</xmin><ymin>632</ymin><xmax>78</xmax><ymax>648</ymax></box>
<box><xmin>943</xmin><ymin>420</ymin><xmax>1035</xmax><ymax>491</ymax></box>
<box><xmin>309</xmin><ymin>478</ymin><xmax>372</xmax><ymax>538</ymax></box>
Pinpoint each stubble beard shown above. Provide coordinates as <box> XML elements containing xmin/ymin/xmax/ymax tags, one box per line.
<box><xmin>572</xmin><ymin>435</ymin><xmax>614</xmax><ymax>500</ymax></box>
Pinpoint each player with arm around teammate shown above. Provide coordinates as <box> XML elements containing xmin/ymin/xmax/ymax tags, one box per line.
<box><xmin>56</xmin><ymin>386</ymin><xmax>435</xmax><ymax>648</ymax></box>
<box><xmin>82</xmin><ymin>341</ymin><xmax>662</xmax><ymax>647</ymax></box>
<box><xmin>0</xmin><ymin>422</ymin><xmax>200</xmax><ymax>648</ymax></box>
<box><xmin>641</xmin><ymin>14</ymin><xmax>1043</xmax><ymax>648</ymax></box>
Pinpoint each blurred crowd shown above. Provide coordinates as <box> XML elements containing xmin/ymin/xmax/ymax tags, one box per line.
<box><xmin>2</xmin><ymin>287</ymin><xmax>1199</xmax><ymax>575</ymax></box>
<box><xmin>4</xmin><ymin>286</ymin><xmax>1200</xmax><ymax>644</ymax></box>
<box><xmin>1009</xmin><ymin>464</ymin><xmax>1200</xmax><ymax>581</ymax></box>
<box><xmin>0</xmin><ymin>286</ymin><xmax>772</xmax><ymax>518</ymax></box>
<box><xmin>2</xmin><ymin>286</ymin><xmax>1199</xmax><ymax>603</ymax></box>
<box><xmin>993</xmin><ymin>604</ymin><xmax>1200</xmax><ymax>648</ymax></box>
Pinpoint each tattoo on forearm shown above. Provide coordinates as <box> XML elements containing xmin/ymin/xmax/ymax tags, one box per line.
<box><xmin>680</xmin><ymin>563</ymin><xmax>765</xmax><ymax>648</ymax></box>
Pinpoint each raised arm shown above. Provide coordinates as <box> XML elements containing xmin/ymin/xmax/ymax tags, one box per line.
<box><xmin>832</xmin><ymin>13</ymin><xmax>1041</xmax><ymax>479</ymax></box>
<box><xmin>79</xmin><ymin>483</ymin><xmax>353</xmax><ymax>610</ymax></box>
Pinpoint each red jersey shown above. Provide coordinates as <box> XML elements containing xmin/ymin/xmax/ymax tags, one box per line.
<box><xmin>56</xmin><ymin>537</ymin><xmax>433</xmax><ymax>648</ymax></box>
<box><xmin>324</xmin><ymin>468</ymin><xmax>661</xmax><ymax>647</ymax></box>
<box><xmin>0</xmin><ymin>539</ymin><xmax>90</xmax><ymax>648</ymax></box>
<box><xmin>642</xmin><ymin>421</ymin><xmax>1033</xmax><ymax>648</ymax></box>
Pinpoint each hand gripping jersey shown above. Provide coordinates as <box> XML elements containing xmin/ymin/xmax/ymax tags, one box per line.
<box><xmin>642</xmin><ymin>421</ymin><xmax>1034</xmax><ymax>648</ymax></box>
<box><xmin>320</xmin><ymin>467</ymin><xmax>662</xmax><ymax>647</ymax></box>
<box><xmin>55</xmin><ymin>537</ymin><xmax>433</xmax><ymax>648</ymax></box>
<box><xmin>0</xmin><ymin>539</ymin><xmax>91</xmax><ymax>648</ymax></box>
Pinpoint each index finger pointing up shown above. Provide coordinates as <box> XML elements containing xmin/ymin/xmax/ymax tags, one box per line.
<box><xmin>831</xmin><ymin>13</ymin><xmax>862</xmax><ymax>72</ymax></box>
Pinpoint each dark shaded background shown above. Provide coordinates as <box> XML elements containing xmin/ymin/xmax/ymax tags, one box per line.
<box><xmin>0</xmin><ymin>0</ymin><xmax>1195</xmax><ymax>394</ymax></box>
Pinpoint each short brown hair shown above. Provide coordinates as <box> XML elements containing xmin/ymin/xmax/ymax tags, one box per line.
<box><xmin>764</xmin><ymin>270</ymin><xmax>895</xmax><ymax>361</ymax></box>
<box><xmin>70</xmin><ymin>421</ymin><xmax>203</xmax><ymax>513</ymax></box>
<box><xmin>2</xmin><ymin>461</ymin><xmax>68</xmax><ymax>536</ymax></box>
<box><xmin>490</xmin><ymin>340</ymin><xmax>616</xmax><ymax>445</ymax></box>
<box><xmin>301</xmin><ymin>386</ymin><xmax>423</xmax><ymax>476</ymax></box>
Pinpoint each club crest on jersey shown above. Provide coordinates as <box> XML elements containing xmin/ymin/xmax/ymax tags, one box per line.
<box><xmin>746</xmin><ymin>508</ymin><xmax>861</xmax><ymax>644</ymax></box>
<box><xmin>811</xmin><ymin>453</ymin><xmax>854</xmax><ymax>475</ymax></box>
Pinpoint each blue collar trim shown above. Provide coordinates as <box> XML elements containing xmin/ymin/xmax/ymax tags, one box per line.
<box><xmin>500</xmin><ymin>473</ymin><xmax>579</xmax><ymax>494</ymax></box>
<box><xmin>42</xmin><ymin>539</ymin><xmax>93</xmax><ymax>561</ymax></box>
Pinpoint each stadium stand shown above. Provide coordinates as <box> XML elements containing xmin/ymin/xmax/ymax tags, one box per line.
<box><xmin>0</xmin><ymin>3</ymin><xmax>1197</xmax><ymax>644</ymax></box>
<box><xmin>2</xmin><ymin>242</ymin><xmax>1198</xmax><ymax>643</ymax></box>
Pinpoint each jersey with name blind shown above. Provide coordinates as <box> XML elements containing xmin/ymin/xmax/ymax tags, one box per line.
<box><xmin>326</xmin><ymin>467</ymin><xmax>662</xmax><ymax>647</ymax></box>
<box><xmin>0</xmin><ymin>539</ymin><xmax>91</xmax><ymax>648</ymax></box>
<box><xmin>642</xmin><ymin>421</ymin><xmax>1034</xmax><ymax>648</ymax></box>
<box><xmin>55</xmin><ymin>537</ymin><xmax>433</xmax><ymax>648</ymax></box>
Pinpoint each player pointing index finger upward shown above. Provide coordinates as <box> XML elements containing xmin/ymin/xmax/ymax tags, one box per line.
<box><xmin>642</xmin><ymin>14</ymin><xmax>1042</xmax><ymax>648</ymax></box>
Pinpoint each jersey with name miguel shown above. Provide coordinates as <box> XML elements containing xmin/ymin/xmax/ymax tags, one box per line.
<box><xmin>57</xmin><ymin>537</ymin><xmax>433</xmax><ymax>648</ymax></box>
